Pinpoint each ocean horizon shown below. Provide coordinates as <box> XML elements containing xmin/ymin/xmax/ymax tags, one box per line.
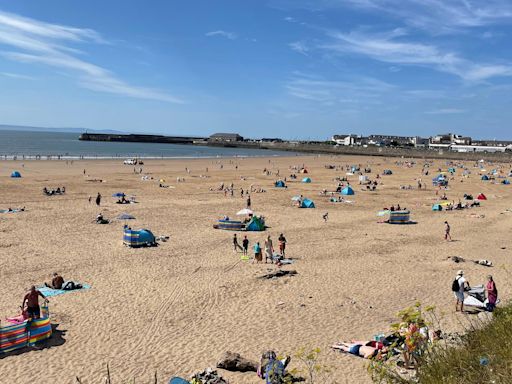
<box><xmin>0</xmin><ymin>130</ymin><xmax>297</xmax><ymax>159</ymax></box>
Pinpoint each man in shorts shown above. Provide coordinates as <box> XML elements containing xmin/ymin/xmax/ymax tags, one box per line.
<box><xmin>22</xmin><ymin>286</ymin><xmax>48</xmax><ymax>319</ymax></box>
<box><xmin>454</xmin><ymin>270</ymin><xmax>469</xmax><ymax>312</ymax></box>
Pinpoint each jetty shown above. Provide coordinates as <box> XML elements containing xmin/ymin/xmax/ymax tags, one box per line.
<box><xmin>79</xmin><ymin>133</ymin><xmax>206</xmax><ymax>144</ymax></box>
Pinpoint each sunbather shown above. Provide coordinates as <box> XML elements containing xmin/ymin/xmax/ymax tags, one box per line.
<box><xmin>332</xmin><ymin>341</ymin><xmax>386</xmax><ymax>359</ymax></box>
<box><xmin>45</xmin><ymin>272</ymin><xmax>64</xmax><ymax>289</ymax></box>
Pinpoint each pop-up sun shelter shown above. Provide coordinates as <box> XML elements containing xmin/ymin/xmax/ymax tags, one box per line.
<box><xmin>432</xmin><ymin>204</ymin><xmax>442</xmax><ymax>211</ymax></box>
<box><xmin>477</xmin><ymin>193</ymin><xmax>487</xmax><ymax>200</ymax></box>
<box><xmin>481</xmin><ymin>175</ymin><xmax>489</xmax><ymax>181</ymax></box>
<box><xmin>300</xmin><ymin>198</ymin><xmax>315</xmax><ymax>208</ymax></box>
<box><xmin>123</xmin><ymin>228</ymin><xmax>156</xmax><ymax>247</ymax></box>
<box><xmin>432</xmin><ymin>175</ymin><xmax>448</xmax><ymax>186</ymax></box>
<box><xmin>10</xmin><ymin>171</ymin><xmax>21</xmax><ymax>178</ymax></box>
<box><xmin>341</xmin><ymin>186</ymin><xmax>355</xmax><ymax>195</ymax></box>
<box><xmin>246</xmin><ymin>216</ymin><xmax>265</xmax><ymax>231</ymax></box>
<box><xmin>302</xmin><ymin>177</ymin><xmax>312</xmax><ymax>183</ymax></box>
<box><xmin>502</xmin><ymin>179</ymin><xmax>510</xmax><ymax>185</ymax></box>
<box><xmin>383</xmin><ymin>169</ymin><xmax>393</xmax><ymax>175</ymax></box>
<box><xmin>388</xmin><ymin>210</ymin><xmax>412</xmax><ymax>224</ymax></box>
<box><xmin>274</xmin><ymin>180</ymin><xmax>286</xmax><ymax>188</ymax></box>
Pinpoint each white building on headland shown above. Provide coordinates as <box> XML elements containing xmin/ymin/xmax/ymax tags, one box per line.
<box><xmin>331</xmin><ymin>134</ymin><xmax>359</xmax><ymax>146</ymax></box>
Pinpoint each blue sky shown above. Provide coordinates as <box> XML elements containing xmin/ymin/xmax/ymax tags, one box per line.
<box><xmin>1</xmin><ymin>1</ymin><xmax>512</xmax><ymax>139</ymax></box>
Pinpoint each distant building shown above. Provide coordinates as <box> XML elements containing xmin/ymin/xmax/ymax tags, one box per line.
<box><xmin>430</xmin><ymin>133</ymin><xmax>471</xmax><ymax>149</ymax></box>
<box><xmin>260</xmin><ymin>138</ymin><xmax>283</xmax><ymax>143</ymax></box>
<box><xmin>209</xmin><ymin>133</ymin><xmax>244</xmax><ymax>142</ymax></box>
<box><xmin>331</xmin><ymin>134</ymin><xmax>359</xmax><ymax>146</ymax></box>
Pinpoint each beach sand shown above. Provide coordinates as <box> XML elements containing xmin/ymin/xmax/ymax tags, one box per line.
<box><xmin>0</xmin><ymin>155</ymin><xmax>511</xmax><ymax>383</ymax></box>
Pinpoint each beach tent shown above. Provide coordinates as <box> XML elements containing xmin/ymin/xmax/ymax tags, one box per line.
<box><xmin>351</xmin><ymin>166</ymin><xmax>360</xmax><ymax>173</ymax></box>
<box><xmin>481</xmin><ymin>175</ymin><xmax>489</xmax><ymax>181</ymax></box>
<box><xmin>302</xmin><ymin>177</ymin><xmax>312</xmax><ymax>183</ymax></box>
<box><xmin>10</xmin><ymin>171</ymin><xmax>21</xmax><ymax>178</ymax></box>
<box><xmin>237</xmin><ymin>208</ymin><xmax>253</xmax><ymax>216</ymax></box>
<box><xmin>274</xmin><ymin>180</ymin><xmax>286</xmax><ymax>188</ymax></box>
<box><xmin>246</xmin><ymin>216</ymin><xmax>265</xmax><ymax>231</ymax></box>
<box><xmin>388</xmin><ymin>210</ymin><xmax>411</xmax><ymax>224</ymax></box>
<box><xmin>432</xmin><ymin>175</ymin><xmax>448</xmax><ymax>186</ymax></box>
<box><xmin>432</xmin><ymin>204</ymin><xmax>443</xmax><ymax>211</ymax></box>
<box><xmin>341</xmin><ymin>186</ymin><xmax>355</xmax><ymax>195</ymax></box>
<box><xmin>448</xmin><ymin>167</ymin><xmax>456</xmax><ymax>173</ymax></box>
<box><xmin>123</xmin><ymin>228</ymin><xmax>156</xmax><ymax>247</ymax></box>
<box><xmin>477</xmin><ymin>193</ymin><xmax>487</xmax><ymax>200</ymax></box>
<box><xmin>300</xmin><ymin>198</ymin><xmax>315</xmax><ymax>208</ymax></box>
<box><xmin>383</xmin><ymin>169</ymin><xmax>393</xmax><ymax>175</ymax></box>
<box><xmin>502</xmin><ymin>179</ymin><xmax>510</xmax><ymax>185</ymax></box>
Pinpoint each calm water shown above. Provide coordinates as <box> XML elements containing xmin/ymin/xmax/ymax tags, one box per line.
<box><xmin>0</xmin><ymin>130</ymin><xmax>296</xmax><ymax>159</ymax></box>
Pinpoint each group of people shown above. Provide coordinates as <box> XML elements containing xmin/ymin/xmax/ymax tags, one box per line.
<box><xmin>232</xmin><ymin>233</ymin><xmax>287</xmax><ymax>264</ymax></box>
<box><xmin>43</xmin><ymin>186</ymin><xmax>65</xmax><ymax>196</ymax></box>
<box><xmin>452</xmin><ymin>270</ymin><xmax>498</xmax><ymax>313</ymax></box>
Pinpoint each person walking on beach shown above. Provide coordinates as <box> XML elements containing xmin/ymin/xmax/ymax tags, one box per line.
<box><xmin>486</xmin><ymin>275</ymin><xmax>498</xmax><ymax>312</ymax></box>
<box><xmin>264</xmin><ymin>235</ymin><xmax>274</xmax><ymax>263</ymax></box>
<box><xmin>278</xmin><ymin>233</ymin><xmax>287</xmax><ymax>257</ymax></box>
<box><xmin>96</xmin><ymin>192</ymin><xmax>102</xmax><ymax>206</ymax></box>
<box><xmin>253</xmin><ymin>241</ymin><xmax>262</xmax><ymax>264</ymax></box>
<box><xmin>452</xmin><ymin>270</ymin><xmax>469</xmax><ymax>312</ymax></box>
<box><xmin>22</xmin><ymin>286</ymin><xmax>47</xmax><ymax>319</ymax></box>
<box><xmin>444</xmin><ymin>221</ymin><xmax>452</xmax><ymax>241</ymax></box>
<box><xmin>323</xmin><ymin>212</ymin><xmax>329</xmax><ymax>222</ymax></box>
<box><xmin>247</xmin><ymin>195</ymin><xmax>251</xmax><ymax>209</ymax></box>
<box><xmin>242</xmin><ymin>236</ymin><xmax>249</xmax><ymax>256</ymax></box>
<box><xmin>233</xmin><ymin>234</ymin><xmax>243</xmax><ymax>252</ymax></box>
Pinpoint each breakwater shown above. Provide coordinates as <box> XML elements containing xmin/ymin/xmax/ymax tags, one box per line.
<box><xmin>79</xmin><ymin>133</ymin><xmax>205</xmax><ymax>144</ymax></box>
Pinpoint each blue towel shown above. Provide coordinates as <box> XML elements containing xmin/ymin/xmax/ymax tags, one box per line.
<box><xmin>37</xmin><ymin>283</ymin><xmax>90</xmax><ymax>298</ymax></box>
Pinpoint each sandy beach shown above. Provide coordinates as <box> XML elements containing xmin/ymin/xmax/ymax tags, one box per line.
<box><xmin>0</xmin><ymin>155</ymin><xmax>511</xmax><ymax>383</ymax></box>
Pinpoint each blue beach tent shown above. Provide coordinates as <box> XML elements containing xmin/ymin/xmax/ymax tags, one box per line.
<box><xmin>481</xmin><ymin>175</ymin><xmax>489</xmax><ymax>181</ymax></box>
<box><xmin>274</xmin><ymin>180</ymin><xmax>286</xmax><ymax>188</ymax></box>
<box><xmin>300</xmin><ymin>198</ymin><xmax>315</xmax><ymax>208</ymax></box>
<box><xmin>10</xmin><ymin>171</ymin><xmax>21</xmax><ymax>178</ymax></box>
<box><xmin>302</xmin><ymin>177</ymin><xmax>312</xmax><ymax>183</ymax></box>
<box><xmin>432</xmin><ymin>204</ymin><xmax>442</xmax><ymax>211</ymax></box>
<box><xmin>341</xmin><ymin>186</ymin><xmax>355</xmax><ymax>195</ymax></box>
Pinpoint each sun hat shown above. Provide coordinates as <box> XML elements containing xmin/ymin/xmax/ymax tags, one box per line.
<box><xmin>457</xmin><ymin>270</ymin><xmax>464</xmax><ymax>276</ymax></box>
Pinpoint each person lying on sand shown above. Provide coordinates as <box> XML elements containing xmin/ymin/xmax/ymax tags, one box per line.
<box><xmin>332</xmin><ymin>341</ymin><xmax>387</xmax><ymax>359</ymax></box>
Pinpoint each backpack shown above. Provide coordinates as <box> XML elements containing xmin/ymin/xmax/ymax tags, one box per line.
<box><xmin>265</xmin><ymin>359</ymin><xmax>285</xmax><ymax>384</ymax></box>
<box><xmin>451</xmin><ymin>277</ymin><xmax>460</xmax><ymax>292</ymax></box>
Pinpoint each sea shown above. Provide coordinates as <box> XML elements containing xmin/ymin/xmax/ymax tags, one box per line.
<box><xmin>0</xmin><ymin>130</ymin><xmax>297</xmax><ymax>159</ymax></box>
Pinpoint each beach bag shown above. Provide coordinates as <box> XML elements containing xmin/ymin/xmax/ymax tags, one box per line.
<box><xmin>451</xmin><ymin>277</ymin><xmax>460</xmax><ymax>292</ymax></box>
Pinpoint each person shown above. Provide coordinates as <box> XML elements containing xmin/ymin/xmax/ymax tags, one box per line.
<box><xmin>22</xmin><ymin>286</ymin><xmax>47</xmax><ymax>319</ymax></box>
<box><xmin>257</xmin><ymin>350</ymin><xmax>290</xmax><ymax>384</ymax></box>
<box><xmin>253</xmin><ymin>241</ymin><xmax>262</xmax><ymax>264</ymax></box>
<box><xmin>278</xmin><ymin>234</ymin><xmax>287</xmax><ymax>257</ymax></box>
<box><xmin>242</xmin><ymin>236</ymin><xmax>249</xmax><ymax>256</ymax></box>
<box><xmin>264</xmin><ymin>235</ymin><xmax>274</xmax><ymax>263</ymax></box>
<box><xmin>444</xmin><ymin>221</ymin><xmax>452</xmax><ymax>241</ymax></box>
<box><xmin>233</xmin><ymin>233</ymin><xmax>242</xmax><ymax>252</ymax></box>
<box><xmin>88</xmin><ymin>195</ymin><xmax>92</xmax><ymax>203</ymax></box>
<box><xmin>323</xmin><ymin>212</ymin><xmax>328</xmax><ymax>222</ymax></box>
<box><xmin>45</xmin><ymin>272</ymin><xmax>64</xmax><ymax>289</ymax></box>
<box><xmin>453</xmin><ymin>270</ymin><xmax>469</xmax><ymax>312</ymax></box>
<box><xmin>486</xmin><ymin>275</ymin><xmax>498</xmax><ymax>312</ymax></box>
<box><xmin>332</xmin><ymin>341</ymin><xmax>384</xmax><ymax>359</ymax></box>
<box><xmin>95</xmin><ymin>192</ymin><xmax>102</xmax><ymax>206</ymax></box>
<box><xmin>247</xmin><ymin>195</ymin><xmax>251</xmax><ymax>209</ymax></box>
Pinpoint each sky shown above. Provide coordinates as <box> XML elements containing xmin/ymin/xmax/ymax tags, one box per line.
<box><xmin>0</xmin><ymin>1</ymin><xmax>512</xmax><ymax>139</ymax></box>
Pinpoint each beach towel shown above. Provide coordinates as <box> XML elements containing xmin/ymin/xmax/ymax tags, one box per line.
<box><xmin>37</xmin><ymin>283</ymin><xmax>90</xmax><ymax>298</ymax></box>
<box><xmin>169</xmin><ymin>378</ymin><xmax>190</xmax><ymax>384</ymax></box>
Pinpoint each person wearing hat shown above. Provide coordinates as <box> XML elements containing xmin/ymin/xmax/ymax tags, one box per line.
<box><xmin>453</xmin><ymin>270</ymin><xmax>469</xmax><ymax>312</ymax></box>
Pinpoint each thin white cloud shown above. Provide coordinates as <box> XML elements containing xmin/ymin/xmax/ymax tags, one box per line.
<box><xmin>425</xmin><ymin>108</ymin><xmax>466</xmax><ymax>114</ymax></box>
<box><xmin>289</xmin><ymin>41</ymin><xmax>309</xmax><ymax>55</ymax></box>
<box><xmin>0</xmin><ymin>71</ymin><xmax>34</xmax><ymax>80</ymax></box>
<box><xmin>320</xmin><ymin>28</ymin><xmax>512</xmax><ymax>81</ymax></box>
<box><xmin>290</xmin><ymin>0</ymin><xmax>512</xmax><ymax>33</ymax></box>
<box><xmin>205</xmin><ymin>30</ymin><xmax>237</xmax><ymax>40</ymax></box>
<box><xmin>0</xmin><ymin>10</ymin><xmax>182</xmax><ymax>103</ymax></box>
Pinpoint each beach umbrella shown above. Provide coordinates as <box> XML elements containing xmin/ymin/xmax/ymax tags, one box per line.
<box><xmin>236</xmin><ymin>208</ymin><xmax>253</xmax><ymax>216</ymax></box>
<box><xmin>112</xmin><ymin>192</ymin><xmax>126</xmax><ymax>197</ymax></box>
<box><xmin>291</xmin><ymin>196</ymin><xmax>302</xmax><ymax>201</ymax></box>
<box><xmin>116</xmin><ymin>213</ymin><xmax>135</xmax><ymax>220</ymax></box>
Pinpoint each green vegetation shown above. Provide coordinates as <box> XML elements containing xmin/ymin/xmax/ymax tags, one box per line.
<box><xmin>369</xmin><ymin>302</ymin><xmax>512</xmax><ymax>384</ymax></box>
